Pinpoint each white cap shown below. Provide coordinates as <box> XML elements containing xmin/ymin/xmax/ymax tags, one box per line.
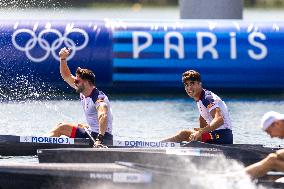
<box><xmin>261</xmin><ymin>111</ymin><xmax>284</xmax><ymax>131</ymax></box>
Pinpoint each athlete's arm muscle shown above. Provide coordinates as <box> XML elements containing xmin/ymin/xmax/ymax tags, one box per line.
<box><xmin>59</xmin><ymin>47</ymin><xmax>76</xmax><ymax>89</ymax></box>
<box><xmin>199</xmin><ymin>115</ymin><xmax>207</xmax><ymax>128</ymax></box>
<box><xmin>208</xmin><ymin>107</ymin><xmax>224</xmax><ymax>131</ymax></box>
<box><xmin>97</xmin><ymin>103</ymin><xmax>108</xmax><ymax>135</ymax></box>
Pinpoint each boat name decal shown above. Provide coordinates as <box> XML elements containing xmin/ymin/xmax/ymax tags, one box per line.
<box><xmin>90</xmin><ymin>173</ymin><xmax>112</xmax><ymax>180</ymax></box>
<box><xmin>20</xmin><ymin>136</ymin><xmax>75</xmax><ymax>144</ymax></box>
<box><xmin>113</xmin><ymin>140</ymin><xmax>180</xmax><ymax>148</ymax></box>
<box><xmin>89</xmin><ymin>172</ymin><xmax>152</xmax><ymax>183</ymax></box>
<box><xmin>113</xmin><ymin>172</ymin><xmax>152</xmax><ymax>183</ymax></box>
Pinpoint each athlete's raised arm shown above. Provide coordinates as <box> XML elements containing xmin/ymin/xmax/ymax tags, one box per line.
<box><xmin>59</xmin><ymin>47</ymin><xmax>76</xmax><ymax>89</ymax></box>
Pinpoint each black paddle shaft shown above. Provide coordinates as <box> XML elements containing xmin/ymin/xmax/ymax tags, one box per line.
<box><xmin>83</xmin><ymin>128</ymin><xmax>96</xmax><ymax>147</ymax></box>
<box><xmin>83</xmin><ymin>128</ymin><xmax>107</xmax><ymax>148</ymax></box>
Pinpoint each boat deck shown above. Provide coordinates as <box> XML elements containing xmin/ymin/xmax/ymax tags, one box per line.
<box><xmin>0</xmin><ymin>162</ymin><xmax>283</xmax><ymax>189</ymax></box>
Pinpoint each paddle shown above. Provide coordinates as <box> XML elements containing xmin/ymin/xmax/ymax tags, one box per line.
<box><xmin>83</xmin><ymin>127</ymin><xmax>107</xmax><ymax>148</ymax></box>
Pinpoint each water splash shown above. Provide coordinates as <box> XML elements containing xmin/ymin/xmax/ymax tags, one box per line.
<box><xmin>0</xmin><ymin>0</ymin><xmax>71</xmax><ymax>101</ymax></box>
<box><xmin>0</xmin><ymin>0</ymin><xmax>65</xmax><ymax>9</ymax></box>
<box><xmin>179</xmin><ymin>156</ymin><xmax>262</xmax><ymax>189</ymax></box>
<box><xmin>158</xmin><ymin>154</ymin><xmax>267</xmax><ymax>189</ymax></box>
<box><xmin>0</xmin><ymin>71</ymin><xmax>70</xmax><ymax>101</ymax></box>
<box><xmin>49</xmin><ymin>154</ymin><xmax>267</xmax><ymax>189</ymax></box>
<box><xmin>116</xmin><ymin>153</ymin><xmax>267</xmax><ymax>189</ymax></box>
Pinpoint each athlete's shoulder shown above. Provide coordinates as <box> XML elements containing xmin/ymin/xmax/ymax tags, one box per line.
<box><xmin>90</xmin><ymin>88</ymin><xmax>109</xmax><ymax>104</ymax></box>
<box><xmin>200</xmin><ymin>89</ymin><xmax>216</xmax><ymax>109</ymax></box>
<box><xmin>97</xmin><ymin>91</ymin><xmax>107</xmax><ymax>103</ymax></box>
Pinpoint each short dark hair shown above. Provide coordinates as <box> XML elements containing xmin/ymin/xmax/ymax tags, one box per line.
<box><xmin>76</xmin><ymin>67</ymin><xmax>95</xmax><ymax>85</ymax></box>
<box><xmin>182</xmin><ymin>70</ymin><xmax>201</xmax><ymax>83</ymax></box>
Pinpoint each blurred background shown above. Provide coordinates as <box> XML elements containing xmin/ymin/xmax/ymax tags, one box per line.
<box><xmin>1</xmin><ymin>0</ymin><xmax>284</xmax><ymax>21</ymax></box>
<box><xmin>2</xmin><ymin>0</ymin><xmax>284</xmax><ymax>8</ymax></box>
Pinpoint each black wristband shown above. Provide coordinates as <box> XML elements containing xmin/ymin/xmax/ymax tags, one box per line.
<box><xmin>96</xmin><ymin>134</ymin><xmax>104</xmax><ymax>142</ymax></box>
<box><xmin>60</xmin><ymin>58</ymin><xmax>66</xmax><ymax>61</ymax></box>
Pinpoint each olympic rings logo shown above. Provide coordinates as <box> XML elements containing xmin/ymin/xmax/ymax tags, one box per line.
<box><xmin>12</xmin><ymin>27</ymin><xmax>89</xmax><ymax>63</ymax></box>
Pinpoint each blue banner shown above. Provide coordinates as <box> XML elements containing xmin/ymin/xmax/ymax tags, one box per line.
<box><xmin>112</xmin><ymin>20</ymin><xmax>284</xmax><ymax>90</ymax></box>
<box><xmin>0</xmin><ymin>20</ymin><xmax>283</xmax><ymax>94</ymax></box>
<box><xmin>0</xmin><ymin>20</ymin><xmax>112</xmax><ymax>96</ymax></box>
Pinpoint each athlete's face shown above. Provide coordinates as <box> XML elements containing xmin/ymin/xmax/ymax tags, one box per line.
<box><xmin>184</xmin><ymin>80</ymin><xmax>202</xmax><ymax>99</ymax></box>
<box><xmin>74</xmin><ymin>76</ymin><xmax>86</xmax><ymax>93</ymax></box>
<box><xmin>266</xmin><ymin>120</ymin><xmax>284</xmax><ymax>139</ymax></box>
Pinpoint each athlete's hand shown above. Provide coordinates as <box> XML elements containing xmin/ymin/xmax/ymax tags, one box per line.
<box><xmin>59</xmin><ymin>47</ymin><xmax>70</xmax><ymax>59</ymax></box>
<box><xmin>93</xmin><ymin>140</ymin><xmax>107</xmax><ymax>148</ymax></box>
<box><xmin>78</xmin><ymin>124</ymin><xmax>89</xmax><ymax>129</ymax></box>
<box><xmin>189</xmin><ymin>131</ymin><xmax>202</xmax><ymax>141</ymax></box>
<box><xmin>276</xmin><ymin>149</ymin><xmax>284</xmax><ymax>160</ymax></box>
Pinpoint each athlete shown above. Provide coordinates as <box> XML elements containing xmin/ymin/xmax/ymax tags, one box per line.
<box><xmin>162</xmin><ymin>70</ymin><xmax>233</xmax><ymax>144</ymax></box>
<box><xmin>49</xmin><ymin>47</ymin><xmax>113</xmax><ymax>148</ymax></box>
<box><xmin>245</xmin><ymin>111</ymin><xmax>284</xmax><ymax>178</ymax></box>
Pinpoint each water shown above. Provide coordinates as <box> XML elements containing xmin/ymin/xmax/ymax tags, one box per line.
<box><xmin>0</xmin><ymin>94</ymin><xmax>282</xmax><ymax>188</ymax></box>
<box><xmin>1</xmin><ymin>94</ymin><xmax>283</xmax><ymax>150</ymax></box>
<box><xmin>0</xmin><ymin>95</ymin><xmax>283</xmax><ymax>143</ymax></box>
<box><xmin>0</xmin><ymin>6</ymin><xmax>284</xmax><ymax>188</ymax></box>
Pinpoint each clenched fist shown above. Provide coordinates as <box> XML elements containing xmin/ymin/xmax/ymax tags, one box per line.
<box><xmin>59</xmin><ymin>47</ymin><xmax>71</xmax><ymax>60</ymax></box>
